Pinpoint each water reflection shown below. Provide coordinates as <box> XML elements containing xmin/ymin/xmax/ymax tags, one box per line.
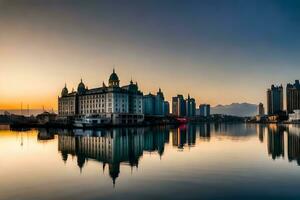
<box><xmin>58</xmin><ymin>127</ymin><xmax>169</xmax><ymax>185</ymax></box>
<box><xmin>4</xmin><ymin>123</ymin><xmax>300</xmax><ymax>186</ymax></box>
<box><xmin>257</xmin><ymin>124</ymin><xmax>300</xmax><ymax>166</ymax></box>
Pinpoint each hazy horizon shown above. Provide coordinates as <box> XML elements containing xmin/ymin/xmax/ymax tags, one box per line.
<box><xmin>1</xmin><ymin>0</ymin><xmax>300</xmax><ymax>109</ymax></box>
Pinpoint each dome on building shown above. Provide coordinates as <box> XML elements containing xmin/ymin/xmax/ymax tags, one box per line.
<box><xmin>109</xmin><ymin>69</ymin><xmax>120</xmax><ymax>87</ymax></box>
<box><xmin>77</xmin><ymin>79</ymin><xmax>86</xmax><ymax>94</ymax></box>
<box><xmin>61</xmin><ymin>84</ymin><xmax>68</xmax><ymax>96</ymax></box>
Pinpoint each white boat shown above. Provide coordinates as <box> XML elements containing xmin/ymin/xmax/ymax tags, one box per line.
<box><xmin>73</xmin><ymin>115</ymin><xmax>110</xmax><ymax>128</ymax></box>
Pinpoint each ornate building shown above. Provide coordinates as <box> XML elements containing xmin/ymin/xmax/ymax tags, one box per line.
<box><xmin>58</xmin><ymin>70</ymin><xmax>144</xmax><ymax>123</ymax></box>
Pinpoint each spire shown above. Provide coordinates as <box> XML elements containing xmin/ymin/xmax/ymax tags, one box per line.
<box><xmin>64</xmin><ymin>83</ymin><xmax>67</xmax><ymax>88</ymax></box>
<box><xmin>130</xmin><ymin>76</ymin><xmax>133</xmax><ymax>84</ymax></box>
<box><xmin>80</xmin><ymin>78</ymin><xmax>82</xmax><ymax>83</ymax></box>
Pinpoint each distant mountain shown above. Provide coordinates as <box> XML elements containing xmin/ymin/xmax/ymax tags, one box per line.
<box><xmin>211</xmin><ymin>103</ymin><xmax>258</xmax><ymax>117</ymax></box>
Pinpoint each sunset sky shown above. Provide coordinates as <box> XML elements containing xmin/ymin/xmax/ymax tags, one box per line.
<box><xmin>1</xmin><ymin>0</ymin><xmax>300</xmax><ymax>110</ymax></box>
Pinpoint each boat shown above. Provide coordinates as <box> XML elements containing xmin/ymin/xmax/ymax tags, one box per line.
<box><xmin>73</xmin><ymin>115</ymin><xmax>110</xmax><ymax>128</ymax></box>
<box><xmin>176</xmin><ymin>117</ymin><xmax>188</xmax><ymax>124</ymax></box>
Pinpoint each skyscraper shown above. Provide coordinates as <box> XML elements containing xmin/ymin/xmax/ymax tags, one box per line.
<box><xmin>199</xmin><ymin>104</ymin><xmax>211</xmax><ymax>117</ymax></box>
<box><xmin>172</xmin><ymin>95</ymin><xmax>185</xmax><ymax>117</ymax></box>
<box><xmin>163</xmin><ymin>101</ymin><xmax>170</xmax><ymax>116</ymax></box>
<box><xmin>258</xmin><ymin>103</ymin><xmax>265</xmax><ymax>116</ymax></box>
<box><xmin>185</xmin><ymin>94</ymin><xmax>196</xmax><ymax>117</ymax></box>
<box><xmin>143</xmin><ymin>88</ymin><xmax>168</xmax><ymax>116</ymax></box>
<box><xmin>267</xmin><ymin>85</ymin><xmax>283</xmax><ymax>115</ymax></box>
<box><xmin>286</xmin><ymin>80</ymin><xmax>300</xmax><ymax>114</ymax></box>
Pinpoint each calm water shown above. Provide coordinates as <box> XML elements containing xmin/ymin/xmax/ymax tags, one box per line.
<box><xmin>0</xmin><ymin>123</ymin><xmax>300</xmax><ymax>200</ymax></box>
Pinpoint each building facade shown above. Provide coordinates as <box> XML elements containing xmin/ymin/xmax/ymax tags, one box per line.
<box><xmin>58</xmin><ymin>70</ymin><xmax>144</xmax><ymax>121</ymax></box>
<box><xmin>199</xmin><ymin>104</ymin><xmax>210</xmax><ymax>117</ymax></box>
<box><xmin>185</xmin><ymin>95</ymin><xmax>196</xmax><ymax>117</ymax></box>
<box><xmin>286</xmin><ymin>80</ymin><xmax>300</xmax><ymax>114</ymax></box>
<box><xmin>172</xmin><ymin>94</ymin><xmax>196</xmax><ymax>117</ymax></box>
<box><xmin>163</xmin><ymin>101</ymin><xmax>170</xmax><ymax>116</ymax></box>
<box><xmin>267</xmin><ymin>85</ymin><xmax>283</xmax><ymax>115</ymax></box>
<box><xmin>172</xmin><ymin>95</ymin><xmax>186</xmax><ymax>117</ymax></box>
<box><xmin>143</xmin><ymin>88</ymin><xmax>168</xmax><ymax>116</ymax></box>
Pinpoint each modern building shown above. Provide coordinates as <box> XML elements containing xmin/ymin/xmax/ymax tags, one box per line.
<box><xmin>199</xmin><ymin>104</ymin><xmax>210</xmax><ymax>117</ymax></box>
<box><xmin>143</xmin><ymin>88</ymin><xmax>168</xmax><ymax>116</ymax></box>
<box><xmin>143</xmin><ymin>93</ymin><xmax>156</xmax><ymax>116</ymax></box>
<box><xmin>163</xmin><ymin>101</ymin><xmax>170</xmax><ymax>116</ymax></box>
<box><xmin>172</xmin><ymin>95</ymin><xmax>186</xmax><ymax>117</ymax></box>
<box><xmin>155</xmin><ymin>88</ymin><xmax>164</xmax><ymax>116</ymax></box>
<box><xmin>58</xmin><ymin>70</ymin><xmax>144</xmax><ymax>124</ymax></box>
<box><xmin>258</xmin><ymin>103</ymin><xmax>265</xmax><ymax>116</ymax></box>
<box><xmin>267</xmin><ymin>85</ymin><xmax>283</xmax><ymax>115</ymax></box>
<box><xmin>185</xmin><ymin>94</ymin><xmax>196</xmax><ymax>117</ymax></box>
<box><xmin>286</xmin><ymin>80</ymin><xmax>300</xmax><ymax>114</ymax></box>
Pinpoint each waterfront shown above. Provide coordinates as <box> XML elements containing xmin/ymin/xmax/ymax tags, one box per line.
<box><xmin>1</xmin><ymin>123</ymin><xmax>300</xmax><ymax>200</ymax></box>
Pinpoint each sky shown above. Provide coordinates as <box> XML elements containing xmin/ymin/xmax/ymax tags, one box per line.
<box><xmin>1</xmin><ymin>0</ymin><xmax>300</xmax><ymax>110</ymax></box>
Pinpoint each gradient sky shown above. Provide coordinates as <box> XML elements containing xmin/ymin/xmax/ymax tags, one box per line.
<box><xmin>1</xmin><ymin>0</ymin><xmax>300</xmax><ymax>110</ymax></box>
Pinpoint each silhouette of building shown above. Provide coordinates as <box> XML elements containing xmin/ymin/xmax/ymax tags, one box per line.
<box><xmin>199</xmin><ymin>104</ymin><xmax>210</xmax><ymax>117</ymax></box>
<box><xmin>286</xmin><ymin>80</ymin><xmax>300</xmax><ymax>114</ymax></box>
<box><xmin>163</xmin><ymin>101</ymin><xmax>170</xmax><ymax>116</ymax></box>
<box><xmin>185</xmin><ymin>94</ymin><xmax>196</xmax><ymax>117</ymax></box>
<box><xmin>267</xmin><ymin>85</ymin><xmax>283</xmax><ymax>115</ymax></box>
<box><xmin>58</xmin><ymin>70</ymin><xmax>143</xmax><ymax>120</ymax></box>
<box><xmin>258</xmin><ymin>103</ymin><xmax>265</xmax><ymax>116</ymax></box>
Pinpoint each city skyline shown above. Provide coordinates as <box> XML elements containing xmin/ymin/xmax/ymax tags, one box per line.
<box><xmin>2</xmin><ymin>0</ymin><xmax>300</xmax><ymax>109</ymax></box>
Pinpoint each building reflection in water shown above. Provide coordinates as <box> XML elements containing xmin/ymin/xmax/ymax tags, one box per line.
<box><xmin>34</xmin><ymin>123</ymin><xmax>300</xmax><ymax>187</ymax></box>
<box><xmin>37</xmin><ymin>128</ymin><xmax>55</xmax><ymax>141</ymax></box>
<box><xmin>287</xmin><ymin>125</ymin><xmax>300</xmax><ymax>165</ymax></box>
<box><xmin>58</xmin><ymin>127</ymin><xmax>169</xmax><ymax>185</ymax></box>
<box><xmin>199</xmin><ymin>123</ymin><xmax>211</xmax><ymax>141</ymax></box>
<box><xmin>265</xmin><ymin>124</ymin><xmax>300</xmax><ymax>166</ymax></box>
<box><xmin>171</xmin><ymin>124</ymin><xmax>196</xmax><ymax>149</ymax></box>
<box><xmin>267</xmin><ymin>125</ymin><xmax>285</xmax><ymax>160</ymax></box>
<box><xmin>257</xmin><ymin>124</ymin><xmax>264</xmax><ymax>143</ymax></box>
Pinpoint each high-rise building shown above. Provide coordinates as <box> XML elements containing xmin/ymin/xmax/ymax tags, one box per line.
<box><xmin>185</xmin><ymin>94</ymin><xmax>196</xmax><ymax>117</ymax></box>
<box><xmin>286</xmin><ymin>80</ymin><xmax>300</xmax><ymax>114</ymax></box>
<box><xmin>143</xmin><ymin>93</ymin><xmax>156</xmax><ymax>116</ymax></box>
<box><xmin>143</xmin><ymin>88</ymin><xmax>167</xmax><ymax>116</ymax></box>
<box><xmin>155</xmin><ymin>88</ymin><xmax>164</xmax><ymax>116</ymax></box>
<box><xmin>199</xmin><ymin>104</ymin><xmax>210</xmax><ymax>117</ymax></box>
<box><xmin>258</xmin><ymin>103</ymin><xmax>265</xmax><ymax>116</ymax></box>
<box><xmin>267</xmin><ymin>85</ymin><xmax>283</xmax><ymax>115</ymax></box>
<box><xmin>172</xmin><ymin>95</ymin><xmax>185</xmax><ymax>117</ymax></box>
<box><xmin>163</xmin><ymin>101</ymin><xmax>170</xmax><ymax>116</ymax></box>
